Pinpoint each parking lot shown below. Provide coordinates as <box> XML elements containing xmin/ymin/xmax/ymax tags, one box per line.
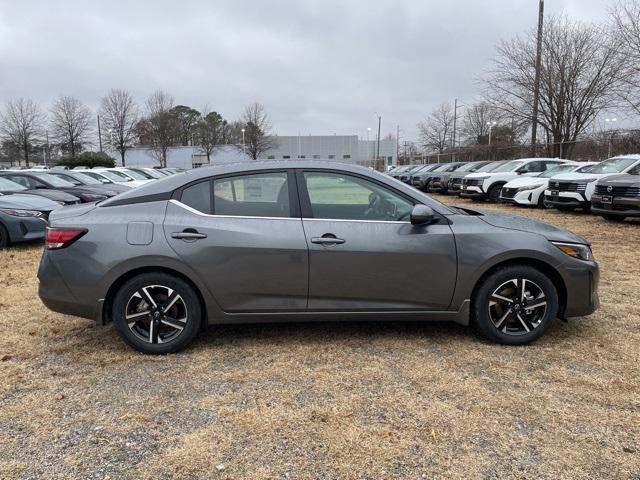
<box><xmin>1</xmin><ymin>194</ymin><xmax>639</xmax><ymax>479</ymax></box>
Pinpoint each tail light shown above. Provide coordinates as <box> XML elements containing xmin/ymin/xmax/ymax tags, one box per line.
<box><xmin>45</xmin><ymin>228</ymin><xmax>87</xmax><ymax>250</ymax></box>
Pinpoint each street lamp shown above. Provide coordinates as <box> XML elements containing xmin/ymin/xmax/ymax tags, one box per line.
<box><xmin>367</xmin><ymin>127</ymin><xmax>372</xmax><ymax>165</ymax></box>
<box><xmin>241</xmin><ymin>128</ymin><xmax>246</xmax><ymax>154</ymax></box>
<box><xmin>605</xmin><ymin>118</ymin><xmax>617</xmax><ymax>158</ymax></box>
<box><xmin>486</xmin><ymin>121</ymin><xmax>497</xmax><ymax>146</ymax></box>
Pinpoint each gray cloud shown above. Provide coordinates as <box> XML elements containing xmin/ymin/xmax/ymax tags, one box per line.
<box><xmin>0</xmin><ymin>0</ymin><xmax>611</xmax><ymax>142</ymax></box>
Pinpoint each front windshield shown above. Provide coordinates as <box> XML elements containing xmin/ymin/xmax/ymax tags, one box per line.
<box><xmin>587</xmin><ymin>157</ymin><xmax>639</xmax><ymax>174</ymax></box>
<box><xmin>575</xmin><ymin>163</ymin><xmax>597</xmax><ymax>173</ymax></box>
<box><xmin>36</xmin><ymin>173</ymin><xmax>76</xmax><ymax>187</ymax></box>
<box><xmin>476</xmin><ymin>161</ymin><xmax>504</xmax><ymax>172</ymax></box>
<box><xmin>101</xmin><ymin>170</ymin><xmax>132</xmax><ymax>182</ymax></box>
<box><xmin>72</xmin><ymin>172</ymin><xmax>103</xmax><ymax>185</ymax></box>
<box><xmin>0</xmin><ymin>177</ymin><xmax>27</xmax><ymax>192</ymax></box>
<box><xmin>457</xmin><ymin>162</ymin><xmax>483</xmax><ymax>173</ymax></box>
<box><xmin>120</xmin><ymin>169</ymin><xmax>148</xmax><ymax>180</ymax></box>
<box><xmin>142</xmin><ymin>169</ymin><xmax>165</xmax><ymax>179</ymax></box>
<box><xmin>446</xmin><ymin>163</ymin><xmax>466</xmax><ymax>172</ymax></box>
<box><xmin>82</xmin><ymin>171</ymin><xmax>112</xmax><ymax>183</ymax></box>
<box><xmin>433</xmin><ymin>163</ymin><xmax>452</xmax><ymax>172</ymax></box>
<box><xmin>492</xmin><ymin>160</ymin><xmax>524</xmax><ymax>173</ymax></box>
<box><xmin>539</xmin><ymin>164</ymin><xmax>577</xmax><ymax>178</ymax></box>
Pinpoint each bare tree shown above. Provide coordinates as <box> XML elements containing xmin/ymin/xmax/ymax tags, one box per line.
<box><xmin>610</xmin><ymin>0</ymin><xmax>640</xmax><ymax>114</ymax></box>
<box><xmin>0</xmin><ymin>98</ymin><xmax>45</xmax><ymax>166</ymax></box>
<box><xmin>49</xmin><ymin>96</ymin><xmax>92</xmax><ymax>157</ymax></box>
<box><xmin>196</xmin><ymin>108</ymin><xmax>227</xmax><ymax>164</ymax></box>
<box><xmin>482</xmin><ymin>16</ymin><xmax>627</xmax><ymax>158</ymax></box>
<box><xmin>144</xmin><ymin>90</ymin><xmax>175</xmax><ymax>167</ymax></box>
<box><xmin>418</xmin><ymin>103</ymin><xmax>455</xmax><ymax>154</ymax></box>
<box><xmin>239</xmin><ymin>102</ymin><xmax>277</xmax><ymax>160</ymax></box>
<box><xmin>99</xmin><ymin>89</ymin><xmax>138</xmax><ymax>166</ymax></box>
<box><xmin>461</xmin><ymin>102</ymin><xmax>499</xmax><ymax>144</ymax></box>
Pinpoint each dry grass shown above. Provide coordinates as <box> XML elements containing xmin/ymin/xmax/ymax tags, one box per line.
<box><xmin>1</xmin><ymin>196</ymin><xmax>639</xmax><ymax>479</ymax></box>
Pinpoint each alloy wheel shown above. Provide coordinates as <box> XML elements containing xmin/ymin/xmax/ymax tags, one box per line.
<box><xmin>488</xmin><ymin>278</ymin><xmax>547</xmax><ymax>335</ymax></box>
<box><xmin>125</xmin><ymin>285</ymin><xmax>188</xmax><ymax>344</ymax></box>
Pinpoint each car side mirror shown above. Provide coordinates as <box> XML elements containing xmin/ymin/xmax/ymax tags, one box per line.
<box><xmin>410</xmin><ymin>204</ymin><xmax>436</xmax><ymax>225</ymax></box>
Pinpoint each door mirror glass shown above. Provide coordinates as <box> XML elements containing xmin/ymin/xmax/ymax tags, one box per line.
<box><xmin>410</xmin><ymin>204</ymin><xmax>436</xmax><ymax>225</ymax></box>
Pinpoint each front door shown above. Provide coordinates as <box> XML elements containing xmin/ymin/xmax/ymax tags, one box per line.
<box><xmin>163</xmin><ymin>170</ymin><xmax>308</xmax><ymax>312</ymax></box>
<box><xmin>298</xmin><ymin>170</ymin><xmax>457</xmax><ymax>311</ymax></box>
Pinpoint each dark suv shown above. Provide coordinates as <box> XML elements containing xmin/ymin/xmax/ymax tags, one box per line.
<box><xmin>591</xmin><ymin>163</ymin><xmax>640</xmax><ymax>221</ymax></box>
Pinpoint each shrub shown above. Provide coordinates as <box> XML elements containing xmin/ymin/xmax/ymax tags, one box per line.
<box><xmin>56</xmin><ymin>152</ymin><xmax>115</xmax><ymax>168</ymax></box>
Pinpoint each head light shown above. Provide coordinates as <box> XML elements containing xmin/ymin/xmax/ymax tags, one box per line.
<box><xmin>552</xmin><ymin>242</ymin><xmax>593</xmax><ymax>261</ymax></box>
<box><xmin>0</xmin><ymin>209</ymin><xmax>42</xmax><ymax>217</ymax></box>
<box><xmin>517</xmin><ymin>184</ymin><xmax>544</xmax><ymax>192</ymax></box>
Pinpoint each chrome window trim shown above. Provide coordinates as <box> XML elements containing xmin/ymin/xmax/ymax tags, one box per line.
<box><xmin>170</xmin><ymin>200</ymin><xmax>411</xmax><ymax>224</ymax></box>
<box><xmin>169</xmin><ymin>199</ymin><xmax>299</xmax><ymax>221</ymax></box>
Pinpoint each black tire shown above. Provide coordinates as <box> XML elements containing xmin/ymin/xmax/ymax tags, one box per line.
<box><xmin>488</xmin><ymin>184</ymin><xmax>504</xmax><ymax>202</ymax></box>
<box><xmin>0</xmin><ymin>223</ymin><xmax>10</xmax><ymax>248</ymax></box>
<box><xmin>472</xmin><ymin>265</ymin><xmax>559</xmax><ymax>345</ymax></box>
<box><xmin>536</xmin><ymin>193</ymin><xmax>546</xmax><ymax>208</ymax></box>
<box><xmin>602</xmin><ymin>214</ymin><xmax>626</xmax><ymax>222</ymax></box>
<box><xmin>112</xmin><ymin>272</ymin><xmax>202</xmax><ymax>354</ymax></box>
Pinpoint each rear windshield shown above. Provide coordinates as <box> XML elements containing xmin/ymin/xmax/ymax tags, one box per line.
<box><xmin>121</xmin><ymin>169</ymin><xmax>149</xmax><ymax>180</ymax></box>
<box><xmin>35</xmin><ymin>173</ymin><xmax>75</xmax><ymax>187</ymax></box>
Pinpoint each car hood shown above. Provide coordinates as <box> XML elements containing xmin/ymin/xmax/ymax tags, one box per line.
<box><xmin>551</xmin><ymin>172</ymin><xmax>610</xmax><ymax>181</ymax></box>
<box><xmin>503</xmin><ymin>177</ymin><xmax>547</xmax><ymax>188</ymax></box>
<box><xmin>464</xmin><ymin>173</ymin><xmax>493</xmax><ymax>179</ymax></box>
<box><xmin>0</xmin><ymin>193</ymin><xmax>61</xmax><ymax>210</ymax></box>
<box><xmin>596</xmin><ymin>173</ymin><xmax>640</xmax><ymax>187</ymax></box>
<box><xmin>466</xmin><ymin>207</ymin><xmax>588</xmax><ymax>244</ymax></box>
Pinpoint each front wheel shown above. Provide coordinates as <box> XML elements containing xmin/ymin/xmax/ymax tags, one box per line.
<box><xmin>0</xmin><ymin>223</ymin><xmax>9</xmax><ymax>248</ymax></box>
<box><xmin>472</xmin><ymin>265</ymin><xmax>559</xmax><ymax>345</ymax></box>
<box><xmin>488</xmin><ymin>184</ymin><xmax>503</xmax><ymax>202</ymax></box>
<box><xmin>112</xmin><ymin>272</ymin><xmax>202</xmax><ymax>354</ymax></box>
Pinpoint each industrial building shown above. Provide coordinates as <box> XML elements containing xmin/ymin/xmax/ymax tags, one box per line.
<box><xmin>114</xmin><ymin>135</ymin><xmax>397</xmax><ymax>169</ymax></box>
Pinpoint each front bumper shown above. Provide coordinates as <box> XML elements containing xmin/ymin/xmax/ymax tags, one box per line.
<box><xmin>544</xmin><ymin>190</ymin><xmax>588</xmax><ymax>208</ymax></box>
<box><xmin>1</xmin><ymin>215</ymin><xmax>47</xmax><ymax>243</ymax></box>
<box><xmin>459</xmin><ymin>185</ymin><xmax>486</xmax><ymax>200</ymax></box>
<box><xmin>591</xmin><ymin>194</ymin><xmax>640</xmax><ymax>217</ymax></box>
<box><xmin>562</xmin><ymin>260</ymin><xmax>600</xmax><ymax>318</ymax></box>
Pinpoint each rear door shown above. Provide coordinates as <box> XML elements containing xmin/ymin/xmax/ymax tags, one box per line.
<box><xmin>297</xmin><ymin>169</ymin><xmax>457</xmax><ymax>311</ymax></box>
<box><xmin>163</xmin><ymin>170</ymin><xmax>309</xmax><ymax>312</ymax></box>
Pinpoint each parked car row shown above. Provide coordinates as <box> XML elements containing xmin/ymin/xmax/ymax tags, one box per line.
<box><xmin>0</xmin><ymin>166</ymin><xmax>182</xmax><ymax>247</ymax></box>
<box><xmin>388</xmin><ymin>154</ymin><xmax>640</xmax><ymax>222</ymax></box>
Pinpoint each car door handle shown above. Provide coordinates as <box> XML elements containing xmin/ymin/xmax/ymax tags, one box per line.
<box><xmin>311</xmin><ymin>235</ymin><xmax>345</xmax><ymax>245</ymax></box>
<box><xmin>171</xmin><ymin>230</ymin><xmax>207</xmax><ymax>240</ymax></box>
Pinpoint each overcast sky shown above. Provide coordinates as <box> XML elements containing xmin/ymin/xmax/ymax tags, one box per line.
<box><xmin>0</xmin><ymin>0</ymin><xmax>612</xmax><ymax>142</ymax></box>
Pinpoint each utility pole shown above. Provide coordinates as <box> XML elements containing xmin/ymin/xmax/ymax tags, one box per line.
<box><xmin>531</xmin><ymin>0</ymin><xmax>545</xmax><ymax>156</ymax></box>
<box><xmin>97</xmin><ymin>114</ymin><xmax>103</xmax><ymax>152</ymax></box>
<box><xmin>375</xmin><ymin>114</ymin><xmax>382</xmax><ymax>170</ymax></box>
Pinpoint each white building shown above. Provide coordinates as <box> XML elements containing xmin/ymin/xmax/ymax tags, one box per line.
<box><xmin>114</xmin><ymin>135</ymin><xmax>397</xmax><ymax>169</ymax></box>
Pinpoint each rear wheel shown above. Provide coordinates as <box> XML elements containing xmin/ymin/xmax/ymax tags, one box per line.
<box><xmin>0</xmin><ymin>223</ymin><xmax>10</xmax><ymax>248</ymax></box>
<box><xmin>473</xmin><ymin>265</ymin><xmax>559</xmax><ymax>345</ymax></box>
<box><xmin>488</xmin><ymin>184</ymin><xmax>504</xmax><ymax>202</ymax></box>
<box><xmin>112</xmin><ymin>272</ymin><xmax>202</xmax><ymax>354</ymax></box>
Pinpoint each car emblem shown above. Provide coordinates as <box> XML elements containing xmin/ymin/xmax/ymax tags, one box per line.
<box><xmin>607</xmin><ymin>185</ymin><xmax>613</xmax><ymax>193</ymax></box>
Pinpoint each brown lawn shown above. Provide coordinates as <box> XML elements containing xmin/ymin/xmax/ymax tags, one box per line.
<box><xmin>0</xmin><ymin>195</ymin><xmax>639</xmax><ymax>479</ymax></box>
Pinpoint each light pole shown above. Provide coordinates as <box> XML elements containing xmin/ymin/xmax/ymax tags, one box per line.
<box><xmin>487</xmin><ymin>121</ymin><xmax>497</xmax><ymax>146</ymax></box>
<box><xmin>374</xmin><ymin>113</ymin><xmax>382</xmax><ymax>170</ymax></box>
<box><xmin>241</xmin><ymin>128</ymin><xmax>246</xmax><ymax>154</ymax></box>
<box><xmin>605</xmin><ymin>118</ymin><xmax>617</xmax><ymax>158</ymax></box>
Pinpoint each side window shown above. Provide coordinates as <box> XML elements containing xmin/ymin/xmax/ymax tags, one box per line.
<box><xmin>8</xmin><ymin>176</ymin><xmax>35</xmax><ymax>188</ymax></box>
<box><xmin>181</xmin><ymin>181</ymin><xmax>211</xmax><ymax>214</ymax></box>
<box><xmin>213</xmin><ymin>172</ymin><xmax>290</xmax><ymax>218</ymax></box>
<box><xmin>303</xmin><ymin>172</ymin><xmax>413</xmax><ymax>221</ymax></box>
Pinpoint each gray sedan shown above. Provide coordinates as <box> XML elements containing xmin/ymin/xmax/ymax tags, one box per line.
<box><xmin>38</xmin><ymin>161</ymin><xmax>599</xmax><ymax>354</ymax></box>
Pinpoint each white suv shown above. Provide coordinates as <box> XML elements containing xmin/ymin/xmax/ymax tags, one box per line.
<box><xmin>544</xmin><ymin>155</ymin><xmax>640</xmax><ymax>211</ymax></box>
<box><xmin>461</xmin><ymin>158</ymin><xmax>569</xmax><ymax>202</ymax></box>
<box><xmin>500</xmin><ymin>162</ymin><xmax>597</xmax><ymax>207</ymax></box>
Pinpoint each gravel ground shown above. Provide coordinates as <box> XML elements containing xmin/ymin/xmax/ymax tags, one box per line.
<box><xmin>0</xmin><ymin>196</ymin><xmax>639</xmax><ymax>479</ymax></box>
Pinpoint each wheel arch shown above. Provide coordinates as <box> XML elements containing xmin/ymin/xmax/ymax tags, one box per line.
<box><xmin>102</xmin><ymin>266</ymin><xmax>209</xmax><ymax>327</ymax></box>
<box><xmin>469</xmin><ymin>258</ymin><xmax>568</xmax><ymax>320</ymax></box>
